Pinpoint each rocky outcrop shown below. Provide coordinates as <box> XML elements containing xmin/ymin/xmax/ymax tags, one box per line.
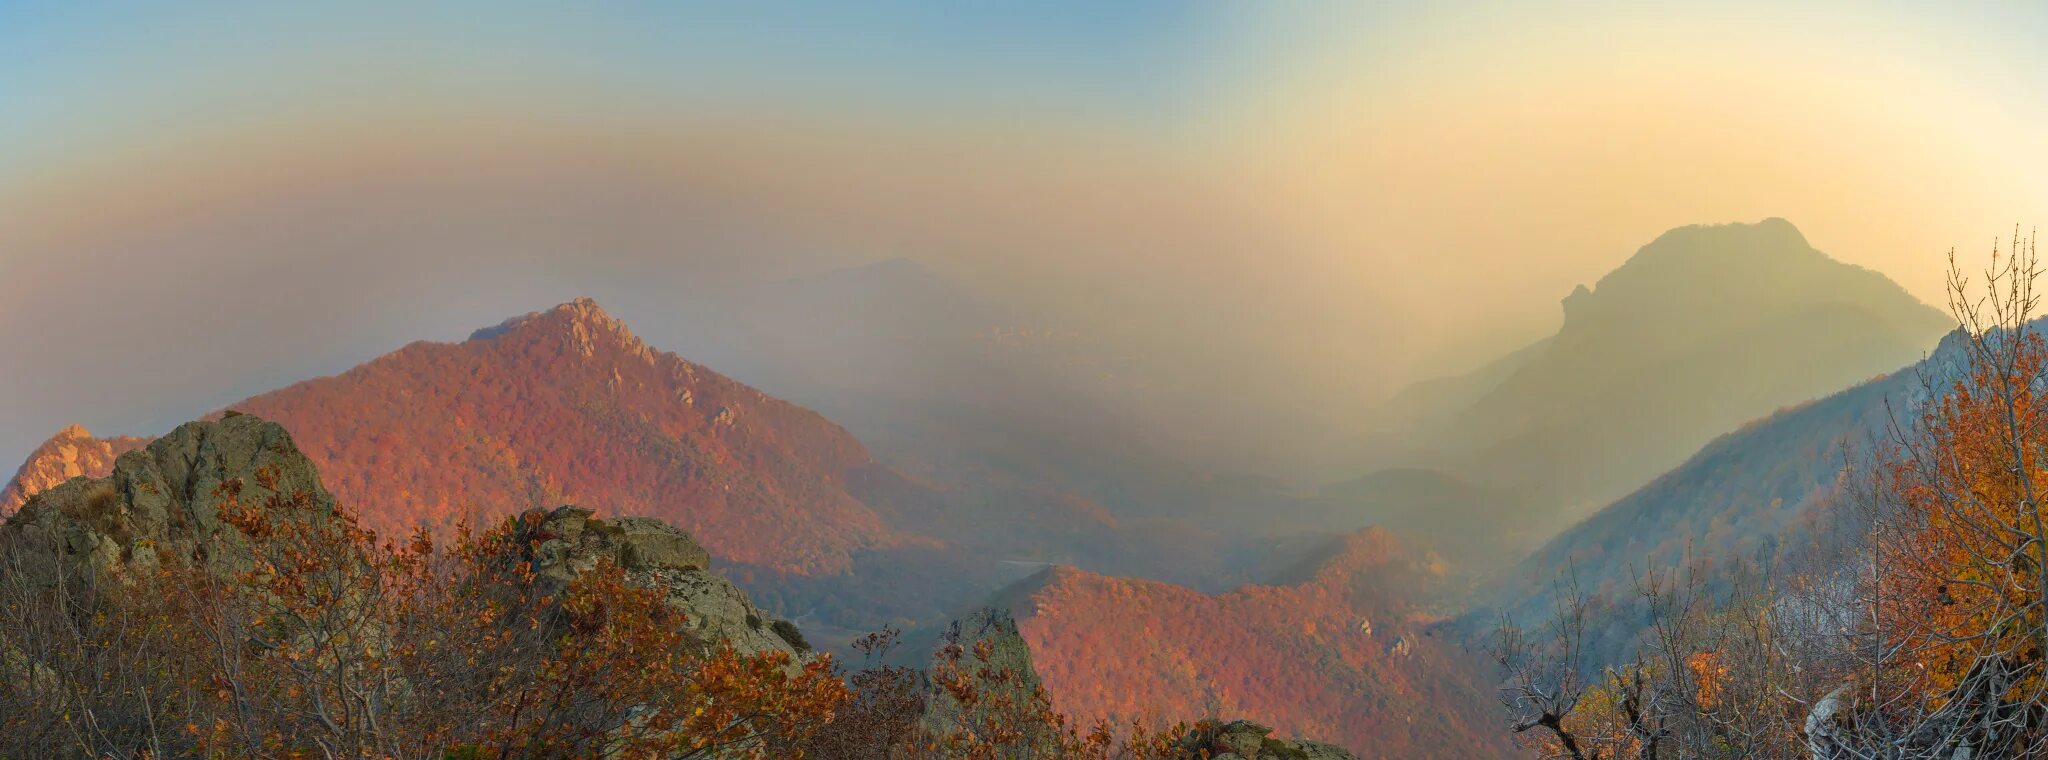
<box><xmin>506</xmin><ymin>504</ymin><xmax>811</xmax><ymax>659</ymax></box>
<box><xmin>1175</xmin><ymin>720</ymin><xmax>1358</xmax><ymax>760</ymax></box>
<box><xmin>0</xmin><ymin>413</ymin><xmax>333</xmax><ymax>577</ymax></box>
<box><xmin>0</xmin><ymin>415</ymin><xmax>811</xmax><ymax>667</ymax></box>
<box><xmin>0</xmin><ymin>425</ymin><xmax>151</xmax><ymax>516</ymax></box>
<box><xmin>920</xmin><ymin>606</ymin><xmax>1360</xmax><ymax>759</ymax></box>
<box><xmin>1804</xmin><ymin>686</ymin><xmax>1853</xmax><ymax>758</ymax></box>
<box><xmin>940</xmin><ymin>606</ymin><xmax>1043</xmax><ymax>695</ymax></box>
<box><xmin>919</xmin><ymin>606</ymin><xmax>1050</xmax><ymax>743</ymax></box>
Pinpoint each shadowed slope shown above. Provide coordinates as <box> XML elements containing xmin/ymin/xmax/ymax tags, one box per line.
<box><xmin>1490</xmin><ymin>325</ymin><xmax>1985</xmax><ymax>662</ymax></box>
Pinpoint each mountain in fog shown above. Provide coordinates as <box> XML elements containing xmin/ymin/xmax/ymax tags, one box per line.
<box><xmin>1360</xmin><ymin>218</ymin><xmax>1949</xmax><ymax>551</ymax></box>
<box><xmin>659</xmin><ymin>258</ymin><xmax>1360</xmax><ymax>546</ymax></box>
<box><xmin>1487</xmin><ymin>319</ymin><xmax>1991</xmax><ymax>661</ymax></box>
<box><xmin>660</xmin><ymin>258</ymin><xmax>1153</xmax><ymax>487</ymax></box>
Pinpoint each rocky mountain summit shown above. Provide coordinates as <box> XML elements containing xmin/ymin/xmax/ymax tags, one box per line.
<box><xmin>233</xmin><ymin>296</ymin><xmax>899</xmax><ymax>575</ymax></box>
<box><xmin>0</xmin><ymin>298</ymin><xmax>905</xmax><ymax>576</ymax></box>
<box><xmin>0</xmin><ymin>414</ymin><xmax>808</xmax><ymax>662</ymax></box>
<box><xmin>0</xmin><ymin>424</ymin><xmax>149</xmax><ymax>516</ymax></box>
<box><xmin>919</xmin><ymin>606</ymin><xmax>1054</xmax><ymax>744</ymax></box>
<box><xmin>1</xmin><ymin>414</ymin><xmax>336</xmax><ymax>577</ymax></box>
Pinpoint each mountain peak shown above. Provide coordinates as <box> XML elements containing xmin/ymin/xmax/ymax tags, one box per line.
<box><xmin>471</xmin><ymin>296</ymin><xmax>616</xmax><ymax>337</ymax></box>
<box><xmin>1755</xmin><ymin>215</ymin><xmax>1804</xmax><ymax>239</ymax></box>
<box><xmin>1556</xmin><ymin>217</ymin><xmax>1936</xmax><ymax>331</ymax></box>
<box><xmin>1638</xmin><ymin>217</ymin><xmax>1818</xmax><ymax>259</ymax></box>
<box><xmin>556</xmin><ymin>295</ymin><xmax>611</xmax><ymax>319</ymax></box>
<box><xmin>467</xmin><ymin>297</ymin><xmax>653</xmax><ymax>361</ymax></box>
<box><xmin>1561</xmin><ymin>218</ymin><xmax>1823</xmax><ymax>323</ymax></box>
<box><xmin>3</xmin><ymin>424</ymin><xmax>153</xmax><ymax>515</ymax></box>
<box><xmin>1274</xmin><ymin>526</ymin><xmax>1423</xmax><ymax>589</ymax></box>
<box><xmin>220</xmin><ymin>295</ymin><xmax>893</xmax><ymax>574</ymax></box>
<box><xmin>1625</xmin><ymin>217</ymin><xmax>1817</xmax><ymax>274</ymax></box>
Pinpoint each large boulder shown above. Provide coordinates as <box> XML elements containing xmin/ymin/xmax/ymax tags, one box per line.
<box><xmin>508</xmin><ymin>504</ymin><xmax>809</xmax><ymax>658</ymax></box>
<box><xmin>941</xmin><ymin>606</ymin><xmax>1042</xmax><ymax>696</ymax></box>
<box><xmin>0</xmin><ymin>413</ymin><xmax>333</xmax><ymax>578</ymax></box>
<box><xmin>0</xmin><ymin>416</ymin><xmax>813</xmax><ymax>665</ymax></box>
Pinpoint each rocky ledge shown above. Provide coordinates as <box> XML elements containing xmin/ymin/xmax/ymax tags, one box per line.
<box><xmin>0</xmin><ymin>414</ymin><xmax>808</xmax><ymax>665</ymax></box>
<box><xmin>507</xmin><ymin>504</ymin><xmax>811</xmax><ymax>658</ymax></box>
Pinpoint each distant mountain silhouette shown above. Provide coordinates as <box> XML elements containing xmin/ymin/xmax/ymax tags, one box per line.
<box><xmin>1364</xmin><ymin>219</ymin><xmax>1949</xmax><ymax>549</ymax></box>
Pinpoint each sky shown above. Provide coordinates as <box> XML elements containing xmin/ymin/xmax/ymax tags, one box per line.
<box><xmin>2</xmin><ymin>1</ymin><xmax>2045</xmax><ymax>470</ymax></box>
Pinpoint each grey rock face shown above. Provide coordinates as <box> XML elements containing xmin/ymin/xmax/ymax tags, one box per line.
<box><xmin>1805</xmin><ymin>686</ymin><xmax>1852</xmax><ymax>759</ymax></box>
<box><xmin>509</xmin><ymin>505</ymin><xmax>806</xmax><ymax>658</ymax></box>
<box><xmin>919</xmin><ymin>606</ymin><xmax>1054</xmax><ymax>745</ymax></box>
<box><xmin>0</xmin><ymin>416</ymin><xmax>811</xmax><ymax>666</ymax></box>
<box><xmin>612</xmin><ymin>517</ymin><xmax>713</xmax><ymax>572</ymax></box>
<box><xmin>0</xmin><ymin>413</ymin><xmax>334</xmax><ymax>578</ymax></box>
<box><xmin>945</xmin><ymin>606</ymin><xmax>1043</xmax><ymax>695</ymax></box>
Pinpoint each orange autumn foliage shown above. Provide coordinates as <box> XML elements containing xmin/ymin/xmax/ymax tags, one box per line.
<box><xmin>1</xmin><ymin>300</ymin><xmax>906</xmax><ymax>576</ymax></box>
<box><xmin>1685</xmin><ymin>650</ymin><xmax>1728</xmax><ymax>711</ymax></box>
<box><xmin>227</xmin><ymin>298</ymin><xmax>901</xmax><ymax>576</ymax></box>
<box><xmin>911</xmin><ymin>637</ymin><xmax>1188</xmax><ymax>760</ymax></box>
<box><xmin>3</xmin><ymin>467</ymin><xmax>852</xmax><ymax>759</ymax></box>
<box><xmin>1877</xmin><ymin>326</ymin><xmax>2048</xmax><ymax>700</ymax></box>
<box><xmin>1015</xmin><ymin>529</ymin><xmax>1510</xmax><ymax>758</ymax></box>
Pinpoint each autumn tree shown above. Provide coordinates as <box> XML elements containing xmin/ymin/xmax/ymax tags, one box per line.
<box><xmin>0</xmin><ymin>499</ymin><xmax>202</xmax><ymax>757</ymax></box>
<box><xmin>1805</xmin><ymin>231</ymin><xmax>2048</xmax><ymax>758</ymax></box>
<box><xmin>0</xmin><ymin>469</ymin><xmax>853</xmax><ymax>759</ymax></box>
<box><xmin>1</xmin><ymin>462</ymin><xmax>1236</xmax><ymax>760</ymax></box>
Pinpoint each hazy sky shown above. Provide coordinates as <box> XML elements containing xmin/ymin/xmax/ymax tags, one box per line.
<box><xmin>2</xmin><ymin>1</ymin><xmax>2045</xmax><ymax>469</ymax></box>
